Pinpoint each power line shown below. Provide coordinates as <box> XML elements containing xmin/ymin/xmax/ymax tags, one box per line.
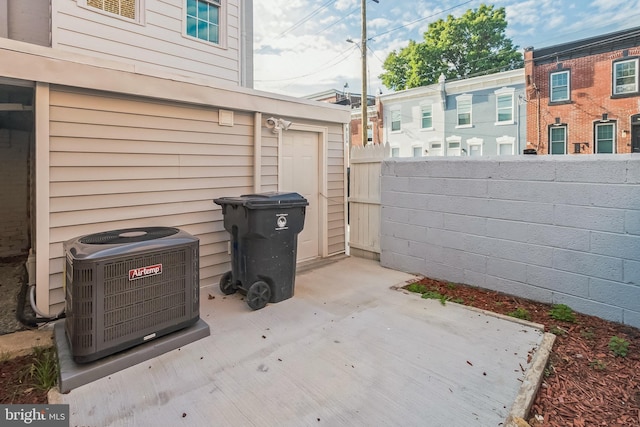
<box><xmin>275</xmin><ymin>0</ymin><xmax>336</xmax><ymax>39</ymax></box>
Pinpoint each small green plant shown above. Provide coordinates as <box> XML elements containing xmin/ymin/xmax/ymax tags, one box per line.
<box><xmin>580</xmin><ymin>328</ymin><xmax>596</xmax><ymax>340</ymax></box>
<box><xmin>507</xmin><ymin>307</ymin><xmax>532</xmax><ymax>321</ymax></box>
<box><xmin>421</xmin><ymin>290</ymin><xmax>447</xmax><ymax>305</ymax></box>
<box><xmin>406</xmin><ymin>283</ymin><xmax>428</xmax><ymax>294</ymax></box>
<box><xmin>549</xmin><ymin>326</ymin><xmax>567</xmax><ymax>336</ymax></box>
<box><xmin>24</xmin><ymin>347</ymin><xmax>58</xmax><ymax>391</ymax></box>
<box><xmin>608</xmin><ymin>336</ymin><xmax>630</xmax><ymax>357</ymax></box>
<box><xmin>446</xmin><ymin>282</ymin><xmax>456</xmax><ymax>290</ymax></box>
<box><xmin>450</xmin><ymin>297</ymin><xmax>464</xmax><ymax>304</ymax></box>
<box><xmin>549</xmin><ymin>304</ymin><xmax>576</xmax><ymax>323</ymax></box>
<box><xmin>589</xmin><ymin>359</ymin><xmax>606</xmax><ymax>371</ymax></box>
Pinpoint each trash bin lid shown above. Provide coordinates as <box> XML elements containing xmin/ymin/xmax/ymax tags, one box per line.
<box><xmin>214</xmin><ymin>192</ymin><xmax>309</xmax><ymax>209</ymax></box>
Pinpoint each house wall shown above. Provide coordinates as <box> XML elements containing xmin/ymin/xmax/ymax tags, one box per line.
<box><xmin>51</xmin><ymin>0</ymin><xmax>244</xmax><ymax>86</ymax></box>
<box><xmin>525</xmin><ymin>46</ymin><xmax>640</xmax><ymax>154</ymax></box>
<box><xmin>383</xmin><ymin>92</ymin><xmax>445</xmax><ymax>157</ymax></box>
<box><xmin>0</xmin><ymin>128</ymin><xmax>30</xmax><ymax>257</ymax></box>
<box><xmin>380</xmin><ymin>156</ymin><xmax>640</xmax><ymax>328</ymax></box>
<box><xmin>0</xmin><ymin>0</ymin><xmax>50</xmax><ymax>46</ymax></box>
<box><xmin>444</xmin><ymin>83</ymin><xmax>526</xmax><ymax>156</ymax></box>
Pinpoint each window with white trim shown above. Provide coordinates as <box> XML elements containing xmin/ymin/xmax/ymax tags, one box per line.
<box><xmin>550</xmin><ymin>70</ymin><xmax>570</xmax><ymax>102</ymax></box>
<box><xmin>595</xmin><ymin>123</ymin><xmax>615</xmax><ymax>153</ymax></box>
<box><xmin>421</xmin><ymin>105</ymin><xmax>433</xmax><ymax>129</ymax></box>
<box><xmin>456</xmin><ymin>95</ymin><xmax>472</xmax><ymax>126</ymax></box>
<box><xmin>467</xmin><ymin>138</ymin><xmax>483</xmax><ymax>156</ymax></box>
<box><xmin>412</xmin><ymin>146</ymin><xmax>423</xmax><ymax>157</ymax></box>
<box><xmin>446</xmin><ymin>136</ymin><xmax>462</xmax><ymax>156</ymax></box>
<box><xmin>549</xmin><ymin>126</ymin><xmax>566</xmax><ymax>155</ymax></box>
<box><xmin>391</xmin><ymin>147</ymin><xmax>400</xmax><ymax>157</ymax></box>
<box><xmin>85</xmin><ymin>0</ymin><xmax>138</xmax><ymax>20</ymax></box>
<box><xmin>391</xmin><ymin>109</ymin><xmax>401</xmax><ymax>131</ymax></box>
<box><xmin>186</xmin><ymin>0</ymin><xmax>221</xmax><ymax>44</ymax></box>
<box><xmin>496</xmin><ymin>135</ymin><xmax>515</xmax><ymax>155</ymax></box>
<box><xmin>613</xmin><ymin>58</ymin><xmax>638</xmax><ymax>95</ymax></box>
<box><xmin>495</xmin><ymin>88</ymin><xmax>514</xmax><ymax>124</ymax></box>
<box><xmin>428</xmin><ymin>141</ymin><xmax>443</xmax><ymax>156</ymax></box>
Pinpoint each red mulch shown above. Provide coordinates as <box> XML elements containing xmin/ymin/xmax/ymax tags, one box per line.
<box><xmin>404</xmin><ymin>277</ymin><xmax>640</xmax><ymax>427</ymax></box>
<box><xmin>0</xmin><ymin>353</ymin><xmax>50</xmax><ymax>404</ymax></box>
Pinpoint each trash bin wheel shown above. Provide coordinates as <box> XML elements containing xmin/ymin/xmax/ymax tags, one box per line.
<box><xmin>246</xmin><ymin>281</ymin><xmax>271</xmax><ymax>310</ymax></box>
<box><xmin>219</xmin><ymin>271</ymin><xmax>237</xmax><ymax>295</ymax></box>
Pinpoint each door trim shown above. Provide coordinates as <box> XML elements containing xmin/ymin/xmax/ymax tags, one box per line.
<box><xmin>277</xmin><ymin>123</ymin><xmax>328</xmax><ymax>258</ymax></box>
<box><xmin>631</xmin><ymin>114</ymin><xmax>640</xmax><ymax>153</ymax></box>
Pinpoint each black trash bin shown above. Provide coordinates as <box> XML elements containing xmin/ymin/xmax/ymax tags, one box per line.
<box><xmin>213</xmin><ymin>192</ymin><xmax>308</xmax><ymax>310</ymax></box>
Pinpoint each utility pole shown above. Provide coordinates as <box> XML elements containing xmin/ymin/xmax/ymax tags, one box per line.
<box><xmin>360</xmin><ymin>0</ymin><xmax>378</xmax><ymax>146</ymax></box>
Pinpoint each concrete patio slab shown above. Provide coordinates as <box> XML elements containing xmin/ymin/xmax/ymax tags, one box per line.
<box><xmin>50</xmin><ymin>256</ymin><xmax>545</xmax><ymax>426</ymax></box>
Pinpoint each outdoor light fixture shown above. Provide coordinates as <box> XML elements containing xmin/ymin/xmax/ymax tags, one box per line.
<box><xmin>601</xmin><ymin>113</ymin><xmax>609</xmax><ymax>122</ymax></box>
<box><xmin>554</xmin><ymin>117</ymin><xmax>561</xmax><ymax>125</ymax></box>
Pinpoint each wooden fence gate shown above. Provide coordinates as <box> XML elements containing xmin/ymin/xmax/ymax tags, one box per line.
<box><xmin>348</xmin><ymin>143</ymin><xmax>389</xmax><ymax>260</ymax></box>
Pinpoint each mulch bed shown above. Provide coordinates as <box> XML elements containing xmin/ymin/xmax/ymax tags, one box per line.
<box><xmin>0</xmin><ymin>353</ymin><xmax>50</xmax><ymax>404</ymax></box>
<box><xmin>404</xmin><ymin>277</ymin><xmax>640</xmax><ymax>427</ymax></box>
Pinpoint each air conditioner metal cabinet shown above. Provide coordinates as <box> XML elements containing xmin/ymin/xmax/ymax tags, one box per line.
<box><xmin>63</xmin><ymin>227</ymin><xmax>200</xmax><ymax>363</ymax></box>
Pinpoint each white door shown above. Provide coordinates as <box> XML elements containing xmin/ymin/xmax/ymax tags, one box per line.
<box><xmin>282</xmin><ymin>130</ymin><xmax>320</xmax><ymax>261</ymax></box>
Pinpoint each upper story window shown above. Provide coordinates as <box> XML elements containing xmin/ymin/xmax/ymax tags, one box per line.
<box><xmin>86</xmin><ymin>0</ymin><xmax>137</xmax><ymax>20</ymax></box>
<box><xmin>421</xmin><ymin>105</ymin><xmax>433</xmax><ymax>129</ymax></box>
<box><xmin>495</xmin><ymin>88</ymin><xmax>515</xmax><ymax>124</ymax></box>
<box><xmin>186</xmin><ymin>0</ymin><xmax>221</xmax><ymax>44</ymax></box>
<box><xmin>550</xmin><ymin>70</ymin><xmax>570</xmax><ymax>102</ymax></box>
<box><xmin>549</xmin><ymin>125</ymin><xmax>567</xmax><ymax>155</ymax></box>
<box><xmin>456</xmin><ymin>95</ymin><xmax>472</xmax><ymax>127</ymax></box>
<box><xmin>613</xmin><ymin>58</ymin><xmax>638</xmax><ymax>95</ymax></box>
<box><xmin>391</xmin><ymin>110</ymin><xmax>401</xmax><ymax>132</ymax></box>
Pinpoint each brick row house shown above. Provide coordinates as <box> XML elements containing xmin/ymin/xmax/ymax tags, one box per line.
<box><xmin>525</xmin><ymin>27</ymin><xmax>640</xmax><ymax>154</ymax></box>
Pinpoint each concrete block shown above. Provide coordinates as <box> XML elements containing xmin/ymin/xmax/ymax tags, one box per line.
<box><xmin>554</xmin><ymin>205</ymin><xmax>625</xmax><ymax>233</ymax></box>
<box><xmin>487</xmin><ymin>199</ymin><xmax>554</xmax><ymax>224</ymax></box>
<box><xmin>426</xmin><ymin>228</ymin><xmax>466</xmax><ymax>251</ymax></box>
<box><xmin>487</xmin><ymin>258</ymin><xmax>527</xmax><ymax>283</ymax></box>
<box><xmin>622</xmin><ymin>309</ymin><xmax>640</xmax><ymax>329</ymax></box>
<box><xmin>486</xmin><ymin>219</ymin><xmax>529</xmax><ymax>243</ymax></box>
<box><xmin>381</xmin><ymin>252</ymin><xmax>424</xmax><ymax>275</ymax></box>
<box><xmin>459</xmin><ymin>251</ymin><xmax>488</xmax><ymax>274</ymax></box>
<box><xmin>411</xmin><ymin>177</ymin><xmax>488</xmax><ymax>198</ymax></box>
<box><xmin>470</xmin><ymin>237</ymin><xmax>553</xmax><ymax>267</ymax></box>
<box><xmin>435</xmin><ymin>195</ymin><xmax>491</xmax><ymax>217</ymax></box>
<box><xmin>407</xmin><ymin>209</ymin><xmax>444</xmax><ymax>229</ymax></box>
<box><xmin>591</xmin><ymin>232</ymin><xmax>640</xmax><ymax>261</ymax></box>
<box><xmin>551</xmin><ymin>293</ymin><xmax>624</xmax><ymax>324</ymax></box>
<box><xmin>588</xmin><ymin>184</ymin><xmax>640</xmax><ymax>209</ymax></box>
<box><xmin>381</xmin><ymin>191</ymin><xmax>427</xmax><ymax>210</ymax></box>
<box><xmin>483</xmin><ymin>276</ymin><xmax>553</xmax><ymax>304</ymax></box>
<box><xmin>555</xmin><ymin>158</ymin><xmax>627</xmax><ymax>183</ymax></box>
<box><xmin>385</xmin><ymin>222</ymin><xmax>427</xmax><ymax>243</ymax></box>
<box><xmin>626</xmin><ymin>211</ymin><xmax>640</xmax><ymax>236</ymax></box>
<box><xmin>526</xmin><ymin>265</ymin><xmax>589</xmax><ymax>297</ymax></box>
<box><xmin>381</xmin><ymin>206</ymin><xmax>410</xmax><ymax>223</ymax></box>
<box><xmin>623</xmin><ymin>260</ymin><xmax>640</xmax><ymax>285</ymax></box>
<box><xmin>381</xmin><ymin>176</ymin><xmax>410</xmax><ymax>193</ymax></box>
<box><xmin>443</xmin><ymin>213</ymin><xmax>487</xmax><ymax>235</ymax></box>
<box><xmin>626</xmin><ymin>158</ymin><xmax>640</xmax><ymax>184</ymax></box>
<box><xmin>422</xmin><ymin>260</ymin><xmax>465</xmax><ymax>284</ymax></box>
<box><xmin>527</xmin><ymin>224</ymin><xmax>590</xmax><ymax>251</ymax></box>
<box><xmin>589</xmin><ymin>278</ymin><xmax>640</xmax><ymax>311</ymax></box>
<box><xmin>552</xmin><ymin>248</ymin><xmax>623</xmax><ymax>282</ymax></box>
<box><xmin>463</xmin><ymin>269</ymin><xmax>487</xmax><ymax>287</ymax></box>
<box><xmin>494</xmin><ymin>160</ymin><xmax>557</xmax><ymax>181</ymax></box>
<box><xmin>407</xmin><ymin>240</ymin><xmax>428</xmax><ymax>259</ymax></box>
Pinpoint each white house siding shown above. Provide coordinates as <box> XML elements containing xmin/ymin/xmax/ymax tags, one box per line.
<box><xmin>52</xmin><ymin>0</ymin><xmax>242</xmax><ymax>85</ymax></box>
<box><xmin>47</xmin><ymin>86</ymin><xmax>256</xmax><ymax>309</ymax></box>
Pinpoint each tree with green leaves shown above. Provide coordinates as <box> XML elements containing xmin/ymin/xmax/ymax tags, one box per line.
<box><xmin>380</xmin><ymin>4</ymin><xmax>523</xmax><ymax>91</ymax></box>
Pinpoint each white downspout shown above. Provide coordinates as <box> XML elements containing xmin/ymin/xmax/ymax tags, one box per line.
<box><xmin>254</xmin><ymin>112</ymin><xmax>262</xmax><ymax>192</ymax></box>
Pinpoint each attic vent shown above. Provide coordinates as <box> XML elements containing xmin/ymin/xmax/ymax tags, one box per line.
<box><xmin>87</xmin><ymin>0</ymin><xmax>136</xmax><ymax>19</ymax></box>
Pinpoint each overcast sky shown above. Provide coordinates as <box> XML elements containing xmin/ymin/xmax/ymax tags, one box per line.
<box><xmin>253</xmin><ymin>0</ymin><xmax>640</xmax><ymax>97</ymax></box>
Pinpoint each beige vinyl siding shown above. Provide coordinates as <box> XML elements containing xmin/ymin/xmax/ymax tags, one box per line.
<box><xmin>326</xmin><ymin>122</ymin><xmax>346</xmax><ymax>255</ymax></box>
<box><xmin>47</xmin><ymin>86</ymin><xmax>254</xmax><ymax>308</ymax></box>
<box><xmin>52</xmin><ymin>0</ymin><xmax>241</xmax><ymax>85</ymax></box>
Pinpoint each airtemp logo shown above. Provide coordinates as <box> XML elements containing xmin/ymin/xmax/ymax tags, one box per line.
<box><xmin>129</xmin><ymin>264</ymin><xmax>162</xmax><ymax>281</ymax></box>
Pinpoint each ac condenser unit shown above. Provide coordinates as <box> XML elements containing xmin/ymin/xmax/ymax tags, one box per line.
<box><xmin>63</xmin><ymin>227</ymin><xmax>200</xmax><ymax>363</ymax></box>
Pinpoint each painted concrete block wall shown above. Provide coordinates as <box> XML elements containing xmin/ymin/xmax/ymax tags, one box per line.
<box><xmin>380</xmin><ymin>155</ymin><xmax>640</xmax><ymax>328</ymax></box>
<box><xmin>0</xmin><ymin>129</ymin><xmax>30</xmax><ymax>257</ymax></box>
